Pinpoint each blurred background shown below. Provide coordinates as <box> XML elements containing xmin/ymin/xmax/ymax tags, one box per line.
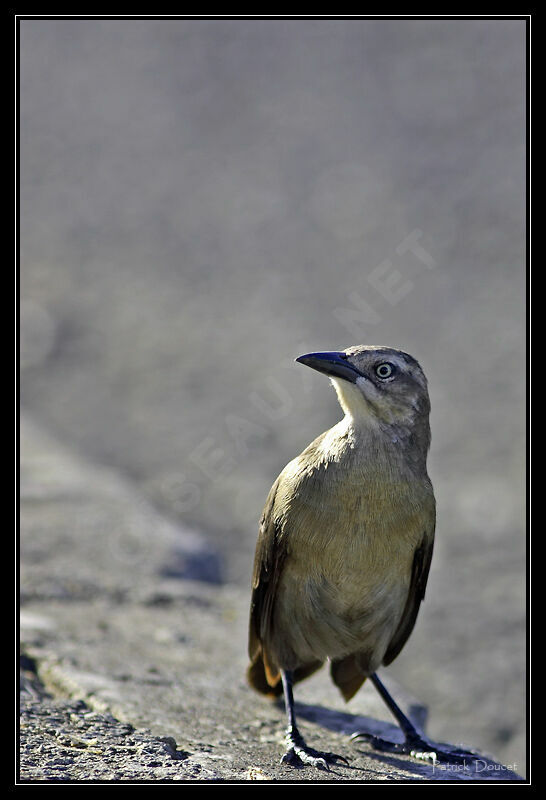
<box><xmin>20</xmin><ymin>18</ymin><xmax>527</xmax><ymax>773</ymax></box>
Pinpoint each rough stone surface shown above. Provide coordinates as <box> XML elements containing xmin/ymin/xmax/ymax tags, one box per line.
<box><xmin>19</xmin><ymin>416</ymin><xmax>523</xmax><ymax>783</ymax></box>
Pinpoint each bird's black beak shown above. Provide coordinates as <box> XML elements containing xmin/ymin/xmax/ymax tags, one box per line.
<box><xmin>295</xmin><ymin>351</ymin><xmax>361</xmax><ymax>383</ymax></box>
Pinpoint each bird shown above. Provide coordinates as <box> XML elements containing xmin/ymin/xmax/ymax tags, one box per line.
<box><xmin>247</xmin><ymin>345</ymin><xmax>477</xmax><ymax>770</ymax></box>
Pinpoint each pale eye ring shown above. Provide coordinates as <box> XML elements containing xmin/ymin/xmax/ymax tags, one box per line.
<box><xmin>375</xmin><ymin>362</ymin><xmax>394</xmax><ymax>380</ymax></box>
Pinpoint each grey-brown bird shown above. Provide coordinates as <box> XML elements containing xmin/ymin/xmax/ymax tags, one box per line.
<box><xmin>247</xmin><ymin>345</ymin><xmax>476</xmax><ymax>769</ymax></box>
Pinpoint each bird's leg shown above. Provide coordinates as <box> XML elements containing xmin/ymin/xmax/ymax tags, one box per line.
<box><xmin>351</xmin><ymin>673</ymin><xmax>480</xmax><ymax>765</ymax></box>
<box><xmin>280</xmin><ymin>669</ymin><xmax>349</xmax><ymax>770</ymax></box>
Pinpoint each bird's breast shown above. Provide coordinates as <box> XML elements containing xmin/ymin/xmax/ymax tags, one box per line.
<box><xmin>277</xmin><ymin>451</ymin><xmax>433</xmax><ymax>571</ymax></box>
<box><xmin>269</xmin><ymin>446</ymin><xmax>434</xmax><ymax>668</ymax></box>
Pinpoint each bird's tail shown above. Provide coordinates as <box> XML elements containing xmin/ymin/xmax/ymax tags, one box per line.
<box><xmin>246</xmin><ymin>648</ymin><xmax>323</xmax><ymax>697</ymax></box>
<box><xmin>247</xmin><ymin>649</ymin><xmax>283</xmax><ymax>697</ymax></box>
<box><xmin>330</xmin><ymin>654</ymin><xmax>367</xmax><ymax>702</ymax></box>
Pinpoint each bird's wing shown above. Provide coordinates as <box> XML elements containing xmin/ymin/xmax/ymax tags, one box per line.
<box><xmin>382</xmin><ymin>533</ymin><xmax>435</xmax><ymax>666</ymax></box>
<box><xmin>247</xmin><ymin>475</ymin><xmax>287</xmax><ymax>665</ymax></box>
<box><xmin>248</xmin><ymin>431</ymin><xmax>329</xmax><ymax>664</ymax></box>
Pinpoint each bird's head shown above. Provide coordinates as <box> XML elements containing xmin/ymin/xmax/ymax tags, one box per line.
<box><xmin>296</xmin><ymin>345</ymin><xmax>431</xmax><ymax>435</ymax></box>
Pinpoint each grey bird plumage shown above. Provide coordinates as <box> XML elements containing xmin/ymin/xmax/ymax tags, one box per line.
<box><xmin>247</xmin><ymin>345</ymin><xmax>447</xmax><ymax>769</ymax></box>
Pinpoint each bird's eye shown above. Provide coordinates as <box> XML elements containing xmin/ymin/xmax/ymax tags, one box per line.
<box><xmin>375</xmin><ymin>362</ymin><xmax>394</xmax><ymax>380</ymax></box>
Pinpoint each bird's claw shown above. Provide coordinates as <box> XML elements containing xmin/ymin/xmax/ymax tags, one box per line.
<box><xmin>282</xmin><ymin>730</ymin><xmax>350</xmax><ymax>770</ymax></box>
<box><xmin>351</xmin><ymin>731</ymin><xmax>479</xmax><ymax>766</ymax></box>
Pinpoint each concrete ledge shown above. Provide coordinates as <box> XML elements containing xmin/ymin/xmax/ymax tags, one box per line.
<box><xmin>19</xmin><ymin>415</ymin><xmax>523</xmax><ymax>782</ymax></box>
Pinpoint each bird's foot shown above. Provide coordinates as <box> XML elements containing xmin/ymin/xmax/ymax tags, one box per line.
<box><xmin>281</xmin><ymin>727</ymin><xmax>350</xmax><ymax>771</ymax></box>
<box><xmin>350</xmin><ymin>730</ymin><xmax>480</xmax><ymax>766</ymax></box>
